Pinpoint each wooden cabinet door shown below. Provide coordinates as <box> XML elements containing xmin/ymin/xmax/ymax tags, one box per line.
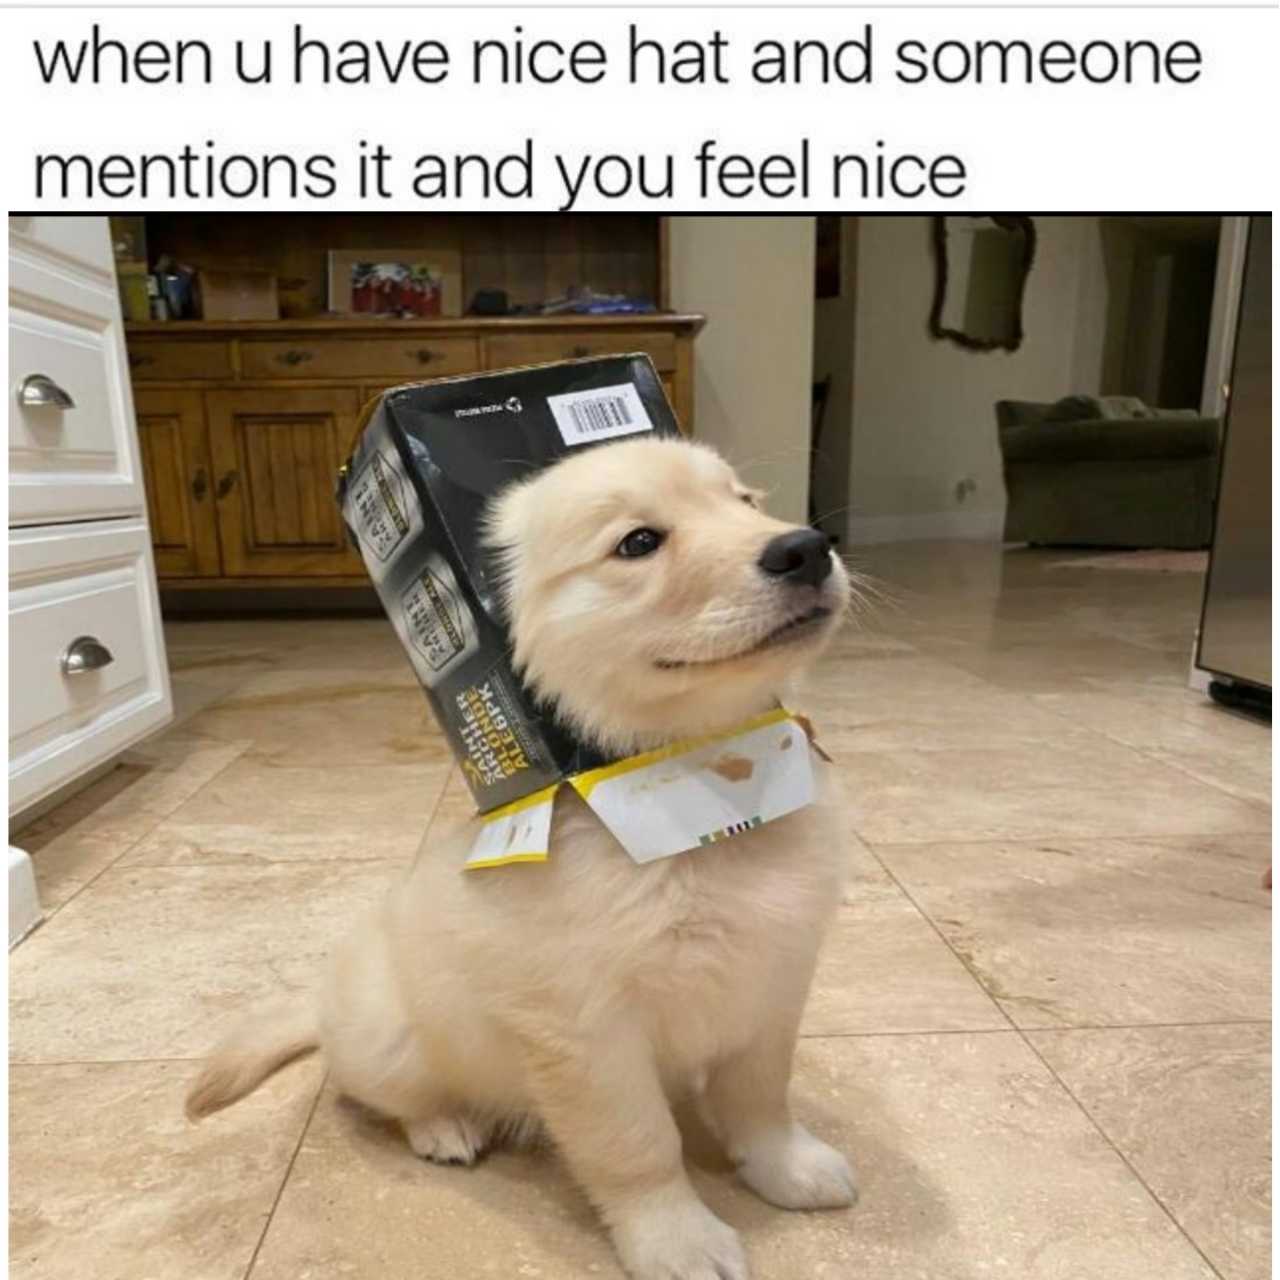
<box><xmin>133</xmin><ymin>388</ymin><xmax>222</xmax><ymax>577</ymax></box>
<box><xmin>205</xmin><ymin>387</ymin><xmax>365</xmax><ymax>578</ymax></box>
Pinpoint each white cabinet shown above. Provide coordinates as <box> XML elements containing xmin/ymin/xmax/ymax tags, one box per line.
<box><xmin>9</xmin><ymin>249</ymin><xmax>145</xmax><ymax>524</ymax></box>
<box><xmin>9</xmin><ymin>215</ymin><xmax>116</xmax><ymax>279</ymax></box>
<box><xmin>8</xmin><ymin>216</ymin><xmax>172</xmax><ymax>825</ymax></box>
<box><xmin>9</xmin><ymin>520</ymin><xmax>171</xmax><ymax>807</ymax></box>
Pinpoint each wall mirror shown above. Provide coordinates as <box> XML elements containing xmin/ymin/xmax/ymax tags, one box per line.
<box><xmin>929</xmin><ymin>216</ymin><xmax>1036</xmax><ymax>352</ymax></box>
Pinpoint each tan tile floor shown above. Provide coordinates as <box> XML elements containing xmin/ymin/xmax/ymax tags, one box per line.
<box><xmin>9</xmin><ymin>543</ymin><xmax>1271</xmax><ymax>1280</ymax></box>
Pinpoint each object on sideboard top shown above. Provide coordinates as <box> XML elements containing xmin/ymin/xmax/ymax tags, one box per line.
<box><xmin>326</xmin><ymin>247</ymin><xmax>464</xmax><ymax>319</ymax></box>
<box><xmin>196</xmin><ymin>268</ymin><xmax>279</xmax><ymax>322</ymax></box>
<box><xmin>468</xmin><ymin>288</ymin><xmax>510</xmax><ymax>316</ymax></box>
<box><xmin>536</xmin><ymin>288</ymin><xmax>656</xmax><ymax>316</ymax></box>
<box><xmin>465</xmin><ymin>285</ymin><xmax>657</xmax><ymax>318</ymax></box>
<box><xmin>108</xmin><ymin>215</ymin><xmax>147</xmax><ymax>266</ymax></box>
<box><xmin>148</xmin><ymin>254</ymin><xmax>198</xmax><ymax>321</ymax></box>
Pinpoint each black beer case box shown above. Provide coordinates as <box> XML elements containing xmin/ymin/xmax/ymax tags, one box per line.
<box><xmin>337</xmin><ymin>355</ymin><xmax>681</xmax><ymax>814</ymax></box>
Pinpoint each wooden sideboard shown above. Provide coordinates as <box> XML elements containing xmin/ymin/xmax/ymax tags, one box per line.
<box><xmin>124</xmin><ymin>313</ymin><xmax>704</xmax><ymax>591</ymax></box>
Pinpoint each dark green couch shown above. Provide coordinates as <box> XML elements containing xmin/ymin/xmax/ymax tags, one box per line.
<box><xmin>996</xmin><ymin>398</ymin><xmax>1220</xmax><ymax>549</ymax></box>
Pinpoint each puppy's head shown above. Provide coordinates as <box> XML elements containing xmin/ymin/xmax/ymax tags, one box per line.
<box><xmin>485</xmin><ymin>438</ymin><xmax>850</xmax><ymax>753</ymax></box>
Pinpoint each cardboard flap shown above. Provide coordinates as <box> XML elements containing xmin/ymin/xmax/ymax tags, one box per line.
<box><xmin>465</xmin><ymin>711</ymin><xmax>818</xmax><ymax>870</ymax></box>
<box><xmin>573</xmin><ymin>711</ymin><xmax>816</xmax><ymax>864</ymax></box>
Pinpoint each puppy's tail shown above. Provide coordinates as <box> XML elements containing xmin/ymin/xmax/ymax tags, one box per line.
<box><xmin>185</xmin><ymin>1000</ymin><xmax>318</xmax><ymax>1121</ymax></box>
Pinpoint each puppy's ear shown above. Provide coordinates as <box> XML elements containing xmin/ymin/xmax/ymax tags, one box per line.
<box><xmin>482</xmin><ymin>476</ymin><xmax>532</xmax><ymax>554</ymax></box>
<box><xmin>481</xmin><ymin>478</ymin><xmax>534</xmax><ymax>614</ymax></box>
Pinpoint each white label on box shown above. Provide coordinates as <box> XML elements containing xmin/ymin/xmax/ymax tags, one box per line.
<box><xmin>347</xmin><ymin>446</ymin><xmax>422</xmax><ymax>581</ymax></box>
<box><xmin>570</xmin><ymin>710</ymin><xmax>816</xmax><ymax>865</ymax></box>
<box><xmin>395</xmin><ymin>553</ymin><xmax>480</xmax><ymax>688</ymax></box>
<box><xmin>463</xmin><ymin>710</ymin><xmax>818</xmax><ymax>872</ymax></box>
<box><xmin>466</xmin><ymin>785</ymin><xmax>558</xmax><ymax>869</ymax></box>
<box><xmin>547</xmin><ymin>383</ymin><xmax>653</xmax><ymax>447</ymax></box>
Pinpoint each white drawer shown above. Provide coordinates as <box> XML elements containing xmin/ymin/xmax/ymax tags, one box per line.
<box><xmin>9</xmin><ymin>519</ymin><xmax>172</xmax><ymax>816</ymax></box>
<box><xmin>9</xmin><ymin>248</ymin><xmax>144</xmax><ymax>524</ymax></box>
<box><xmin>8</xmin><ymin>215</ymin><xmax>114</xmax><ymax>280</ymax></box>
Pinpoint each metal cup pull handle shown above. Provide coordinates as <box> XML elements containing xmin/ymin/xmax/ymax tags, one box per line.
<box><xmin>61</xmin><ymin>635</ymin><xmax>114</xmax><ymax>676</ymax></box>
<box><xmin>18</xmin><ymin>373</ymin><xmax>75</xmax><ymax>409</ymax></box>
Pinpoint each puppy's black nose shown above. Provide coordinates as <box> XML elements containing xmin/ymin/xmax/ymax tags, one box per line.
<box><xmin>758</xmin><ymin>528</ymin><xmax>832</xmax><ymax>587</ymax></box>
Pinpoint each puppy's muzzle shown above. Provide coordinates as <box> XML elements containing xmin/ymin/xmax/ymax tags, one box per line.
<box><xmin>758</xmin><ymin>528</ymin><xmax>833</xmax><ymax>589</ymax></box>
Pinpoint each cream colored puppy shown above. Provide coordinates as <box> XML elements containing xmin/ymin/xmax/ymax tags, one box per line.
<box><xmin>188</xmin><ymin>438</ymin><xmax>856</xmax><ymax>1280</ymax></box>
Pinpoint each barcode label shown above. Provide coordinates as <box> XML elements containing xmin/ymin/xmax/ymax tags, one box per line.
<box><xmin>547</xmin><ymin>383</ymin><xmax>653</xmax><ymax>446</ymax></box>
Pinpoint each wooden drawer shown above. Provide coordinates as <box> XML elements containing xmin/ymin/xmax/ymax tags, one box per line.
<box><xmin>127</xmin><ymin>339</ymin><xmax>232</xmax><ymax>382</ymax></box>
<box><xmin>484</xmin><ymin>330</ymin><xmax>677</xmax><ymax>373</ymax></box>
<box><xmin>8</xmin><ymin>519</ymin><xmax>172</xmax><ymax>815</ymax></box>
<box><xmin>9</xmin><ymin>251</ymin><xmax>144</xmax><ymax>525</ymax></box>
<box><xmin>240</xmin><ymin>336</ymin><xmax>479</xmax><ymax>381</ymax></box>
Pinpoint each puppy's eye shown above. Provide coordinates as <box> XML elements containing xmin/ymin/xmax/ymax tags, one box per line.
<box><xmin>616</xmin><ymin>527</ymin><xmax>665</xmax><ymax>559</ymax></box>
<box><xmin>739</xmin><ymin>494</ymin><xmax>755</xmax><ymax>506</ymax></box>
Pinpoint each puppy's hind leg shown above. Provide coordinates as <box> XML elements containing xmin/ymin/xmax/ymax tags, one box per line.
<box><xmin>405</xmin><ymin>1113</ymin><xmax>490</xmax><ymax>1166</ymax></box>
<box><xmin>322</xmin><ymin>952</ymin><xmax>506</xmax><ymax>1166</ymax></box>
<box><xmin>321</xmin><ymin>926</ymin><xmax>453</xmax><ymax>1144</ymax></box>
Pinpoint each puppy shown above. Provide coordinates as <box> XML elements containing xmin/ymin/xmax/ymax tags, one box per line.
<box><xmin>187</xmin><ymin>438</ymin><xmax>856</xmax><ymax>1280</ymax></box>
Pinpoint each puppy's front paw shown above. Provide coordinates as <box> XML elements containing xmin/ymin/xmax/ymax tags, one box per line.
<box><xmin>737</xmin><ymin>1124</ymin><xmax>856</xmax><ymax>1211</ymax></box>
<box><xmin>612</xmin><ymin>1191</ymin><xmax>748</xmax><ymax>1280</ymax></box>
<box><xmin>405</xmin><ymin>1114</ymin><xmax>486</xmax><ymax>1166</ymax></box>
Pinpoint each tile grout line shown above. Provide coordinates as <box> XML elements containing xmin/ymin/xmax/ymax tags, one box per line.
<box><xmin>12</xmin><ymin>1018</ymin><xmax>1272</xmax><ymax>1067</ymax></box>
<box><xmin>122</xmin><ymin>762</ymin><xmax>453</xmax><ymax>872</ymax></box>
<box><xmin>10</xmin><ymin>1055</ymin><xmax>209</xmax><ymax>1068</ymax></box>
<box><xmin>24</xmin><ymin>732</ymin><xmax>450</xmax><ymax>912</ymax></box>
<box><xmin>1020</xmin><ymin>690</ymin><xmax>1272</xmax><ymax>813</ymax></box>
<box><xmin>241</xmin><ymin>1069</ymin><xmax>330</xmax><ymax>1280</ymax></box>
<box><xmin>21</xmin><ymin>740</ymin><xmax>255</xmax><ymax>929</ymax></box>
<box><xmin>859</xmin><ymin>828</ymin><xmax>1271</xmax><ymax>850</ymax></box>
<box><xmin>122</xmin><ymin>856</ymin><xmax>417</xmax><ymax>871</ymax></box>
<box><xmin>1120</xmin><ymin>740</ymin><xmax>1272</xmax><ymax>814</ymax></box>
<box><xmin>1013</xmin><ymin>1036</ymin><xmax>1228</xmax><ymax>1280</ymax></box>
<box><xmin>860</xmin><ymin>842</ymin><xmax>1231</xmax><ymax>1280</ymax></box>
<box><xmin>420</xmin><ymin>765</ymin><xmax>458</xmax><ymax>837</ymax></box>
<box><xmin>799</xmin><ymin>1017</ymin><xmax>1273</xmax><ymax>1040</ymax></box>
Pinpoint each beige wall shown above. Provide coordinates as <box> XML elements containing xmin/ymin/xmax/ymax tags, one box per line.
<box><xmin>843</xmin><ymin>216</ymin><xmax>1098</xmax><ymax>543</ymax></box>
<box><xmin>668</xmin><ymin>217</ymin><xmax>816</xmax><ymax>525</ymax></box>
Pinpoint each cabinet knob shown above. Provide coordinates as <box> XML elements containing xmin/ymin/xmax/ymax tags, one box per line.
<box><xmin>191</xmin><ymin>468</ymin><xmax>209</xmax><ymax>501</ymax></box>
<box><xmin>61</xmin><ymin>635</ymin><xmax>114</xmax><ymax>677</ymax></box>
<box><xmin>128</xmin><ymin>353</ymin><xmax>155</xmax><ymax>370</ymax></box>
<box><xmin>276</xmin><ymin>349</ymin><xmax>314</xmax><ymax>367</ymax></box>
<box><xmin>215</xmin><ymin>470</ymin><xmax>237</xmax><ymax>499</ymax></box>
<box><xmin>412</xmin><ymin>349</ymin><xmax>436</xmax><ymax>365</ymax></box>
<box><xmin>17</xmin><ymin>373</ymin><xmax>75</xmax><ymax>409</ymax></box>
<box><xmin>569</xmin><ymin>345</ymin><xmax>591</xmax><ymax>359</ymax></box>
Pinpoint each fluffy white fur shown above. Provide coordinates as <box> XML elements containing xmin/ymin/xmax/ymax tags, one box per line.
<box><xmin>187</xmin><ymin>438</ymin><xmax>857</xmax><ymax>1280</ymax></box>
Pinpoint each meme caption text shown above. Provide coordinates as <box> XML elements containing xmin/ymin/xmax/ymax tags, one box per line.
<box><xmin>26</xmin><ymin>17</ymin><xmax>1211</xmax><ymax>209</ymax></box>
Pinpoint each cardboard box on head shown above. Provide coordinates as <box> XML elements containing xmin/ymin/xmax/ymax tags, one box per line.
<box><xmin>338</xmin><ymin>355</ymin><xmax>679</xmax><ymax>814</ymax></box>
<box><xmin>338</xmin><ymin>356</ymin><xmax>818</xmax><ymax>868</ymax></box>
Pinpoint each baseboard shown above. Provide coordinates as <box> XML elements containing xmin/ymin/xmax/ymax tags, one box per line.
<box><xmin>9</xmin><ymin>846</ymin><xmax>42</xmax><ymax>949</ymax></box>
<box><xmin>845</xmin><ymin>509</ymin><xmax>1006</xmax><ymax>545</ymax></box>
<box><xmin>1188</xmin><ymin>632</ymin><xmax>1213</xmax><ymax>695</ymax></box>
